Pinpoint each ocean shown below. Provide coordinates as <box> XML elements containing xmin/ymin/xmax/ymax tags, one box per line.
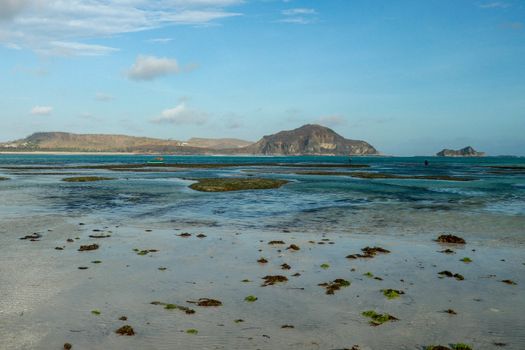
<box><xmin>1</xmin><ymin>155</ymin><xmax>524</xmax><ymax>242</ymax></box>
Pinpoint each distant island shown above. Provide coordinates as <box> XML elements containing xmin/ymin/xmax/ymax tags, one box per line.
<box><xmin>0</xmin><ymin>124</ymin><xmax>378</xmax><ymax>156</ymax></box>
<box><xmin>436</xmin><ymin>146</ymin><xmax>485</xmax><ymax>157</ymax></box>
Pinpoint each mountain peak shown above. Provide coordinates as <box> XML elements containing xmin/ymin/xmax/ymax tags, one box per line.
<box><xmin>247</xmin><ymin>124</ymin><xmax>378</xmax><ymax>155</ymax></box>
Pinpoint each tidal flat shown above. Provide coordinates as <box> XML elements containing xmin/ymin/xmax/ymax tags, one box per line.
<box><xmin>0</xmin><ymin>155</ymin><xmax>524</xmax><ymax>349</ymax></box>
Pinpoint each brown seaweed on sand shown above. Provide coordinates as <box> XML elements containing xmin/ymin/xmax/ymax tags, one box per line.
<box><xmin>346</xmin><ymin>246</ymin><xmax>390</xmax><ymax>259</ymax></box>
<box><xmin>318</xmin><ymin>279</ymin><xmax>351</xmax><ymax>295</ymax></box>
<box><xmin>438</xmin><ymin>271</ymin><xmax>464</xmax><ymax>280</ymax></box>
<box><xmin>501</xmin><ymin>279</ymin><xmax>517</xmax><ymax>285</ymax></box>
<box><xmin>436</xmin><ymin>234</ymin><xmax>466</xmax><ymax>244</ymax></box>
<box><xmin>187</xmin><ymin>298</ymin><xmax>222</xmax><ymax>307</ymax></box>
<box><xmin>281</xmin><ymin>263</ymin><xmax>291</xmax><ymax>270</ymax></box>
<box><xmin>115</xmin><ymin>325</ymin><xmax>135</xmax><ymax>336</ymax></box>
<box><xmin>78</xmin><ymin>244</ymin><xmax>99</xmax><ymax>251</ymax></box>
<box><xmin>268</xmin><ymin>240</ymin><xmax>285</xmax><ymax>245</ymax></box>
<box><xmin>286</xmin><ymin>244</ymin><xmax>300</xmax><ymax>251</ymax></box>
<box><xmin>261</xmin><ymin>275</ymin><xmax>288</xmax><ymax>286</ymax></box>
<box><xmin>20</xmin><ymin>233</ymin><xmax>42</xmax><ymax>240</ymax></box>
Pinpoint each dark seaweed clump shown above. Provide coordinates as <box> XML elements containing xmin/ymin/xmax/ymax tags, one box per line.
<box><xmin>346</xmin><ymin>246</ymin><xmax>390</xmax><ymax>259</ymax></box>
<box><xmin>438</xmin><ymin>271</ymin><xmax>464</xmax><ymax>280</ymax></box>
<box><xmin>436</xmin><ymin>235</ymin><xmax>466</xmax><ymax>244</ymax></box>
<box><xmin>261</xmin><ymin>275</ymin><xmax>288</xmax><ymax>286</ymax></box>
<box><xmin>78</xmin><ymin>244</ymin><xmax>99</xmax><ymax>251</ymax></box>
<box><xmin>115</xmin><ymin>325</ymin><xmax>135</xmax><ymax>336</ymax></box>
<box><xmin>318</xmin><ymin>279</ymin><xmax>351</xmax><ymax>295</ymax></box>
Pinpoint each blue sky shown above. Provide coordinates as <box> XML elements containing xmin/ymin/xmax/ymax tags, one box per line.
<box><xmin>0</xmin><ymin>0</ymin><xmax>524</xmax><ymax>155</ymax></box>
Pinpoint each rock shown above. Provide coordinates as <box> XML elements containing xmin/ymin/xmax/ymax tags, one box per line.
<box><xmin>436</xmin><ymin>146</ymin><xmax>485</xmax><ymax>157</ymax></box>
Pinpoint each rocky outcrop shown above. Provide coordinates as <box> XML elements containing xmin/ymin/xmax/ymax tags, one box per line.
<box><xmin>242</xmin><ymin>124</ymin><xmax>378</xmax><ymax>155</ymax></box>
<box><xmin>436</xmin><ymin>146</ymin><xmax>485</xmax><ymax>157</ymax></box>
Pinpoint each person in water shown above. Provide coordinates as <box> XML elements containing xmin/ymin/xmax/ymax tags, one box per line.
<box><xmin>424</xmin><ymin>160</ymin><xmax>429</xmax><ymax>166</ymax></box>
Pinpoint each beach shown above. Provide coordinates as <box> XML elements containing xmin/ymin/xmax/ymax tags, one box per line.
<box><xmin>0</xmin><ymin>155</ymin><xmax>524</xmax><ymax>350</ymax></box>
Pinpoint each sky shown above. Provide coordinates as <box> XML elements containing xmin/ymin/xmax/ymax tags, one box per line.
<box><xmin>0</xmin><ymin>0</ymin><xmax>524</xmax><ymax>156</ymax></box>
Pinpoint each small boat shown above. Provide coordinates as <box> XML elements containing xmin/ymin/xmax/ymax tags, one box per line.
<box><xmin>146</xmin><ymin>157</ymin><xmax>165</xmax><ymax>165</ymax></box>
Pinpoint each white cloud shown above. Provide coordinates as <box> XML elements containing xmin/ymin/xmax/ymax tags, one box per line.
<box><xmin>152</xmin><ymin>102</ymin><xmax>208</xmax><ymax>125</ymax></box>
<box><xmin>30</xmin><ymin>105</ymin><xmax>53</xmax><ymax>116</ymax></box>
<box><xmin>0</xmin><ymin>0</ymin><xmax>243</xmax><ymax>55</ymax></box>
<box><xmin>316</xmin><ymin>115</ymin><xmax>346</xmax><ymax>127</ymax></box>
<box><xmin>280</xmin><ymin>7</ymin><xmax>317</xmax><ymax>24</ymax></box>
<box><xmin>282</xmin><ymin>8</ymin><xmax>316</xmax><ymax>16</ymax></box>
<box><xmin>127</xmin><ymin>55</ymin><xmax>180</xmax><ymax>81</ymax></box>
<box><xmin>148</xmin><ymin>38</ymin><xmax>174</xmax><ymax>43</ymax></box>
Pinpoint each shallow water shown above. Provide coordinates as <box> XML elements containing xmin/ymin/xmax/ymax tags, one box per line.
<box><xmin>0</xmin><ymin>155</ymin><xmax>524</xmax><ymax>349</ymax></box>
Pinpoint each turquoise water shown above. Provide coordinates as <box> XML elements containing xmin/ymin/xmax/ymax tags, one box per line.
<box><xmin>1</xmin><ymin>155</ymin><xmax>524</xmax><ymax>242</ymax></box>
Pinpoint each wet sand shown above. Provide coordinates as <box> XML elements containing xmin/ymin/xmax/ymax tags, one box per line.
<box><xmin>1</xmin><ymin>214</ymin><xmax>523</xmax><ymax>350</ymax></box>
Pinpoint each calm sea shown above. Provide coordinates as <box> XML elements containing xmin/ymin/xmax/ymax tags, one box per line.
<box><xmin>1</xmin><ymin>154</ymin><xmax>524</xmax><ymax>242</ymax></box>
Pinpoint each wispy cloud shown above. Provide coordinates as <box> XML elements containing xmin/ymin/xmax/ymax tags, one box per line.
<box><xmin>0</xmin><ymin>0</ymin><xmax>244</xmax><ymax>55</ymax></box>
<box><xmin>282</xmin><ymin>8</ymin><xmax>317</xmax><ymax>16</ymax></box>
<box><xmin>148</xmin><ymin>38</ymin><xmax>174</xmax><ymax>43</ymax></box>
<box><xmin>30</xmin><ymin>105</ymin><xmax>53</xmax><ymax>116</ymax></box>
<box><xmin>152</xmin><ymin>103</ymin><xmax>208</xmax><ymax>125</ymax></box>
<box><xmin>479</xmin><ymin>2</ymin><xmax>510</xmax><ymax>9</ymax></box>
<box><xmin>280</xmin><ymin>7</ymin><xmax>317</xmax><ymax>24</ymax></box>
<box><xmin>41</xmin><ymin>41</ymin><xmax>119</xmax><ymax>56</ymax></box>
<box><xmin>127</xmin><ymin>55</ymin><xmax>180</xmax><ymax>81</ymax></box>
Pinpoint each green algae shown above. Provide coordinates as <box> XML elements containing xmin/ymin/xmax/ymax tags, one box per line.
<box><xmin>381</xmin><ymin>289</ymin><xmax>405</xmax><ymax>299</ymax></box>
<box><xmin>361</xmin><ymin>310</ymin><xmax>398</xmax><ymax>326</ymax></box>
<box><xmin>244</xmin><ymin>295</ymin><xmax>258</xmax><ymax>302</ymax></box>
<box><xmin>188</xmin><ymin>178</ymin><xmax>288</xmax><ymax>192</ymax></box>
